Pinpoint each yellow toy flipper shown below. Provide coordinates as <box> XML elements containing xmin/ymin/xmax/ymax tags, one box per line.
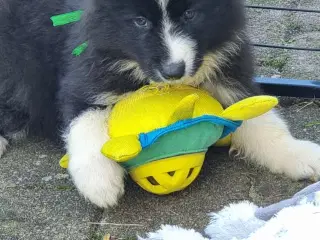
<box><xmin>167</xmin><ymin>94</ymin><xmax>199</xmax><ymax>125</ymax></box>
<box><xmin>215</xmin><ymin>134</ymin><xmax>232</xmax><ymax>147</ymax></box>
<box><xmin>220</xmin><ymin>96</ymin><xmax>278</xmax><ymax>121</ymax></box>
<box><xmin>60</xmin><ymin>154</ymin><xmax>69</xmax><ymax>169</ymax></box>
<box><xmin>101</xmin><ymin>135</ymin><xmax>142</xmax><ymax>162</ymax></box>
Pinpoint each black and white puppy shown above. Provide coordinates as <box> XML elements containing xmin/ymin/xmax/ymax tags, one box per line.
<box><xmin>1</xmin><ymin>0</ymin><xmax>320</xmax><ymax>208</ymax></box>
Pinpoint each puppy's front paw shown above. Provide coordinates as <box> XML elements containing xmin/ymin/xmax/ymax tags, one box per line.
<box><xmin>279</xmin><ymin>139</ymin><xmax>320</xmax><ymax>180</ymax></box>
<box><xmin>69</xmin><ymin>155</ymin><xmax>125</xmax><ymax>208</ymax></box>
<box><xmin>0</xmin><ymin>136</ymin><xmax>8</xmax><ymax>158</ymax></box>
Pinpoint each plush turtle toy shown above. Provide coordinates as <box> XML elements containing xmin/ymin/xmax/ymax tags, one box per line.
<box><xmin>100</xmin><ymin>84</ymin><xmax>277</xmax><ymax>195</ymax></box>
<box><xmin>60</xmin><ymin>84</ymin><xmax>278</xmax><ymax>195</ymax></box>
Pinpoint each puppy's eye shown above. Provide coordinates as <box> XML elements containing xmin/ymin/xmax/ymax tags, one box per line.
<box><xmin>183</xmin><ymin>10</ymin><xmax>196</xmax><ymax>20</ymax></box>
<box><xmin>133</xmin><ymin>17</ymin><xmax>151</xmax><ymax>29</ymax></box>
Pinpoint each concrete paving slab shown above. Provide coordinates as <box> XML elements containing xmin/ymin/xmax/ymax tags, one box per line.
<box><xmin>0</xmin><ymin>139</ymin><xmax>102</xmax><ymax>240</ymax></box>
<box><xmin>2</xmin><ymin>102</ymin><xmax>319</xmax><ymax>240</ymax></box>
<box><xmin>1</xmin><ymin>1</ymin><xmax>320</xmax><ymax>239</ymax></box>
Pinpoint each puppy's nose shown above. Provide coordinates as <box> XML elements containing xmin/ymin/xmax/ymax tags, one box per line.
<box><xmin>160</xmin><ymin>61</ymin><xmax>185</xmax><ymax>80</ymax></box>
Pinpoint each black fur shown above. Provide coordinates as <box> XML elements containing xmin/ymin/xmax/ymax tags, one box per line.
<box><xmin>0</xmin><ymin>0</ymin><xmax>260</xmax><ymax>142</ymax></box>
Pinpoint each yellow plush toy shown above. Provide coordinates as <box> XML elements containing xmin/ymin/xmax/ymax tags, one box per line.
<box><xmin>60</xmin><ymin>84</ymin><xmax>278</xmax><ymax>195</ymax></box>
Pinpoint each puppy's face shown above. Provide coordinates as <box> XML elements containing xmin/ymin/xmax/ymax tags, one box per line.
<box><xmin>93</xmin><ymin>0</ymin><xmax>244</xmax><ymax>82</ymax></box>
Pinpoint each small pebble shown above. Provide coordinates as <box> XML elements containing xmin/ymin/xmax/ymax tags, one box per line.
<box><xmin>55</xmin><ymin>173</ymin><xmax>69</xmax><ymax>180</ymax></box>
<box><xmin>34</xmin><ymin>161</ymin><xmax>41</xmax><ymax>166</ymax></box>
<box><xmin>42</xmin><ymin>176</ymin><xmax>53</xmax><ymax>182</ymax></box>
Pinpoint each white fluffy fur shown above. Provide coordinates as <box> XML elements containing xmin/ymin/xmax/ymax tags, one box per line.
<box><xmin>205</xmin><ymin>199</ymin><xmax>320</xmax><ymax>240</ymax></box>
<box><xmin>138</xmin><ymin>225</ymin><xmax>208</xmax><ymax>240</ymax></box>
<box><xmin>0</xmin><ymin>135</ymin><xmax>9</xmax><ymax>158</ymax></box>
<box><xmin>64</xmin><ymin>108</ymin><xmax>125</xmax><ymax>208</ymax></box>
<box><xmin>205</xmin><ymin>202</ymin><xmax>264</xmax><ymax>240</ymax></box>
<box><xmin>157</xmin><ymin>0</ymin><xmax>197</xmax><ymax>76</ymax></box>
<box><xmin>247</xmin><ymin>203</ymin><xmax>320</xmax><ymax>240</ymax></box>
<box><xmin>232</xmin><ymin>110</ymin><xmax>320</xmax><ymax>180</ymax></box>
<box><xmin>156</xmin><ymin>0</ymin><xmax>169</xmax><ymax>10</ymax></box>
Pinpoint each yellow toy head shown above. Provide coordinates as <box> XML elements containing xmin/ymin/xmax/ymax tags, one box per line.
<box><xmin>99</xmin><ymin>84</ymin><xmax>278</xmax><ymax>195</ymax></box>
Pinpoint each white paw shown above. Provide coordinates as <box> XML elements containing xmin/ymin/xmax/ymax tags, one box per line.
<box><xmin>0</xmin><ymin>136</ymin><xmax>9</xmax><ymax>158</ymax></box>
<box><xmin>65</xmin><ymin>108</ymin><xmax>125</xmax><ymax>208</ymax></box>
<box><xmin>68</xmin><ymin>154</ymin><xmax>125</xmax><ymax>208</ymax></box>
<box><xmin>231</xmin><ymin>110</ymin><xmax>320</xmax><ymax>181</ymax></box>
<box><xmin>273</xmin><ymin>139</ymin><xmax>320</xmax><ymax>180</ymax></box>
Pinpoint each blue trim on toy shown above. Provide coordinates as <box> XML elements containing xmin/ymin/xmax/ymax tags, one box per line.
<box><xmin>138</xmin><ymin>115</ymin><xmax>242</xmax><ymax>149</ymax></box>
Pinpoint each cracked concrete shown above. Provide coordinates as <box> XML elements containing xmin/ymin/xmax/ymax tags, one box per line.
<box><xmin>1</xmin><ymin>0</ymin><xmax>320</xmax><ymax>239</ymax></box>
